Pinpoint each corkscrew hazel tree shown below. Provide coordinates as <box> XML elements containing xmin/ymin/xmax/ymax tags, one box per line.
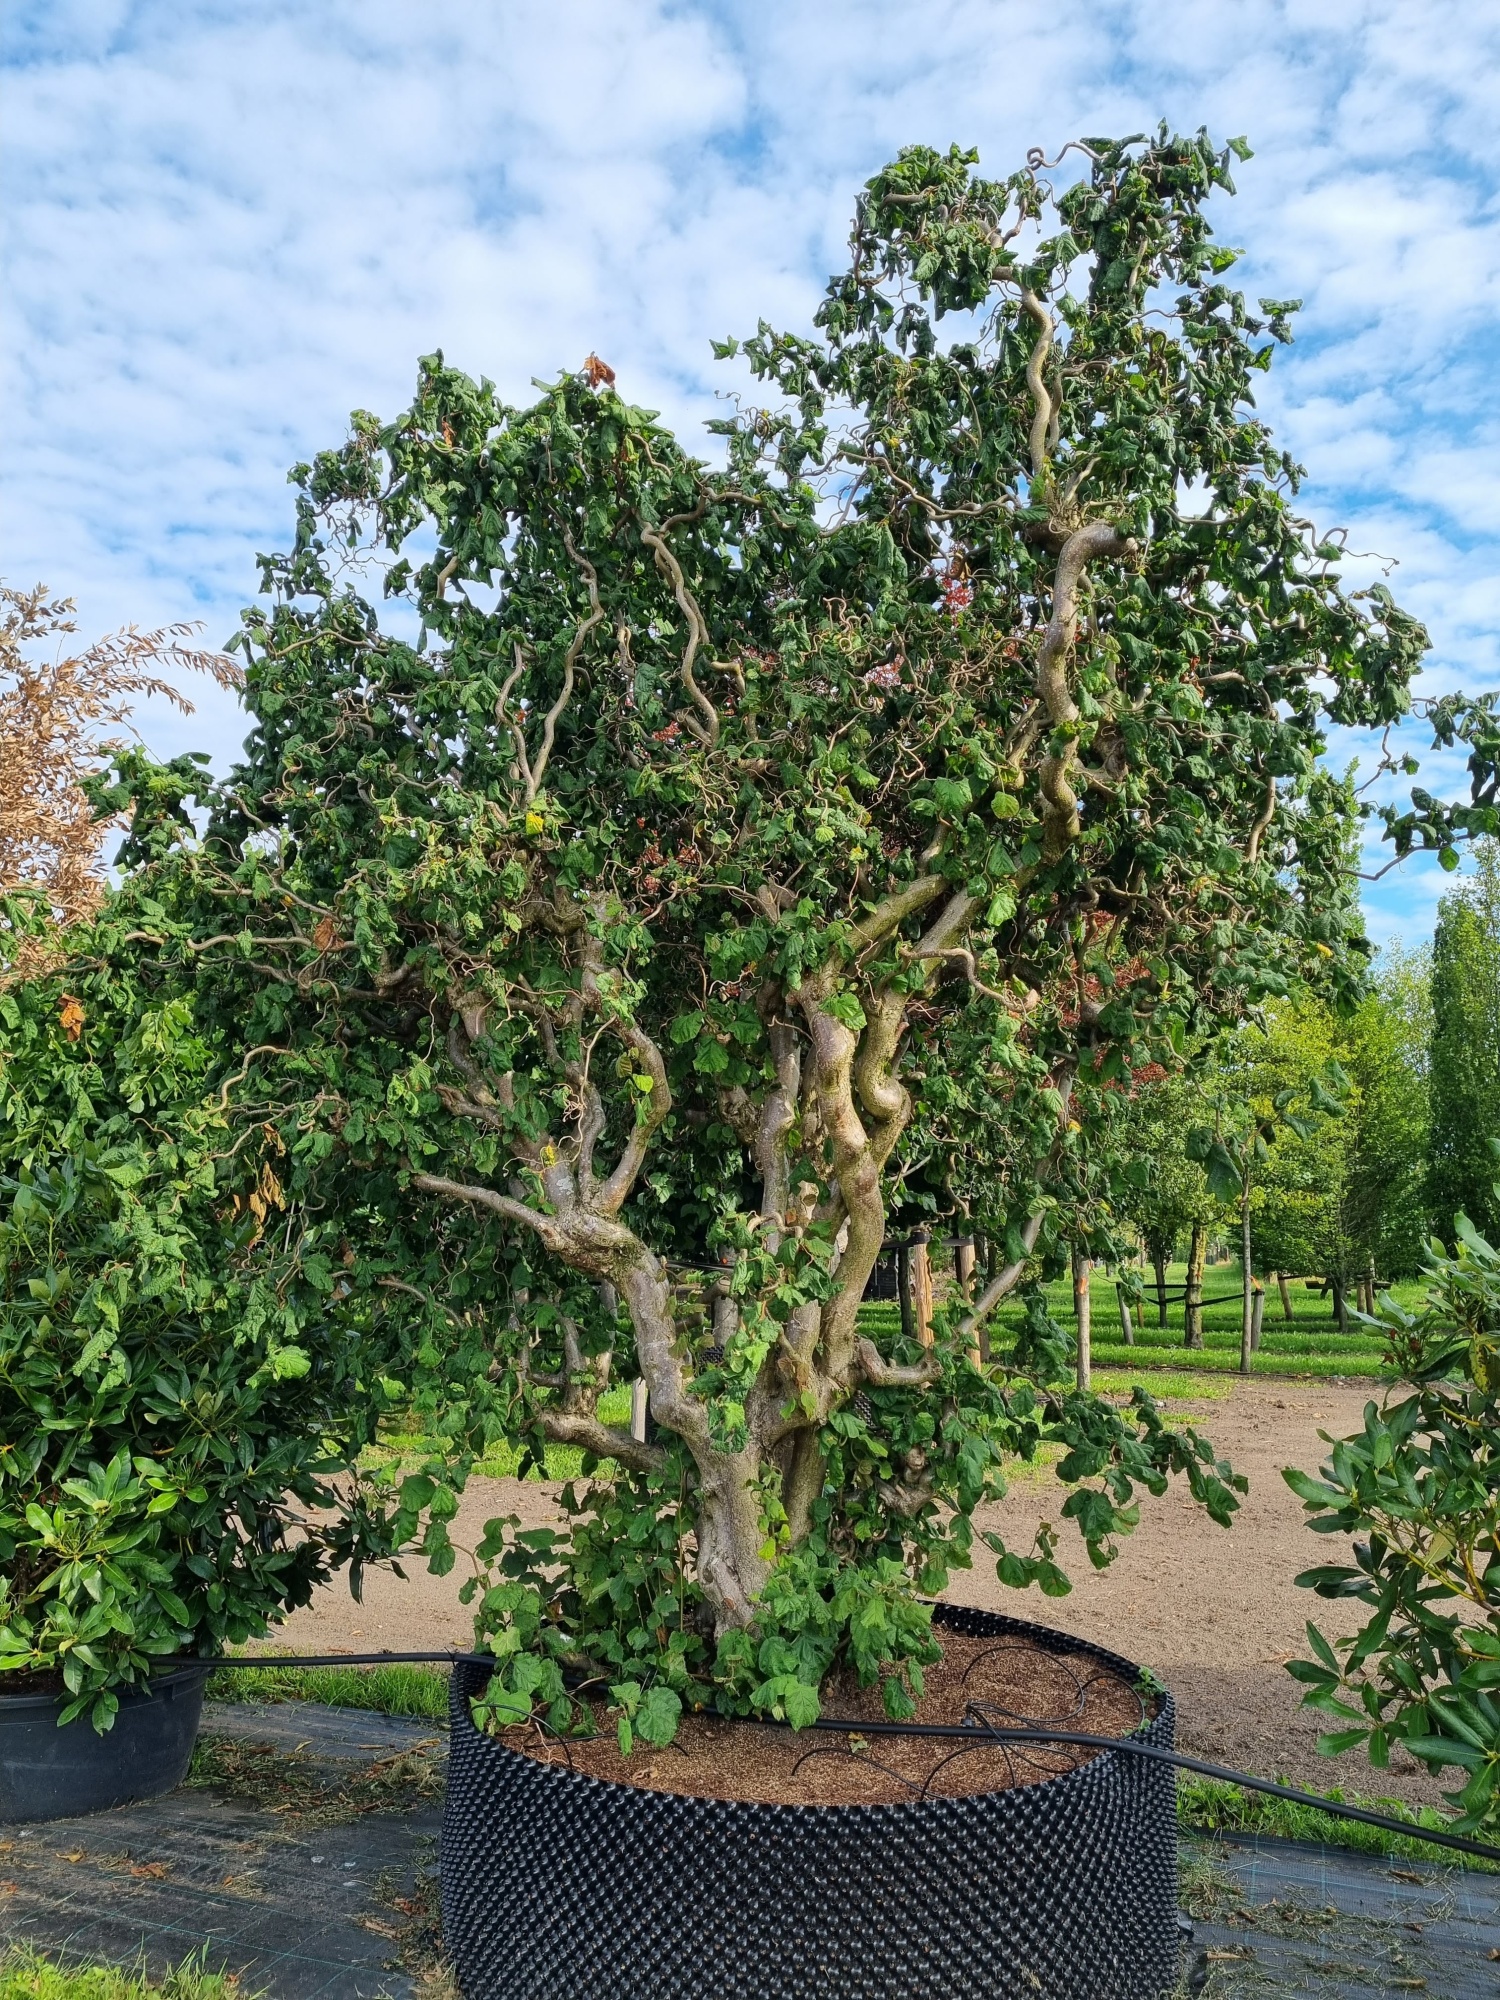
<box><xmin>75</xmin><ymin>128</ymin><xmax>1498</xmax><ymax>1733</ymax></box>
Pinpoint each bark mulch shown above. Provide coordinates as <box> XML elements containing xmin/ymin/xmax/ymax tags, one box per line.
<box><xmin>502</xmin><ymin>1625</ymin><xmax>1153</xmax><ymax>1806</ymax></box>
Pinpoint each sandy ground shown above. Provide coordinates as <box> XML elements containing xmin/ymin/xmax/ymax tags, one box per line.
<box><xmin>263</xmin><ymin>1375</ymin><xmax>1448</xmax><ymax>1808</ymax></box>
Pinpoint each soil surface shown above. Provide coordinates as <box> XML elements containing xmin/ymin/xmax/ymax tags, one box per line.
<box><xmin>500</xmin><ymin>1626</ymin><xmax>1152</xmax><ymax>1806</ymax></box>
<box><xmin>263</xmin><ymin>1375</ymin><xmax>1448</xmax><ymax>1807</ymax></box>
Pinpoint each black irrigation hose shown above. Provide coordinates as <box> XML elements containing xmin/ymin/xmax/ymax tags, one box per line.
<box><xmin>189</xmin><ymin>1648</ymin><xmax>1500</xmax><ymax>1866</ymax></box>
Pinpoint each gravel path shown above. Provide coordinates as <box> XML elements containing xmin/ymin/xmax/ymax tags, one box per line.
<box><xmin>266</xmin><ymin>1375</ymin><xmax>1446</xmax><ymax>1807</ymax></box>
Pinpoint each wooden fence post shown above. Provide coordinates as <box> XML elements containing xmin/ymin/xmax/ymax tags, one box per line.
<box><xmin>955</xmin><ymin>1237</ymin><xmax>976</xmax><ymax>1299</ymax></box>
<box><xmin>910</xmin><ymin>1233</ymin><xmax>934</xmax><ymax>1347</ymax></box>
<box><xmin>1116</xmin><ymin>1285</ymin><xmax>1134</xmax><ymax>1347</ymax></box>
<box><xmin>1073</xmin><ymin>1248</ymin><xmax>1092</xmax><ymax>1393</ymax></box>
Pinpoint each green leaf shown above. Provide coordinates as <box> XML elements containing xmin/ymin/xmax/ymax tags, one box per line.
<box><xmin>635</xmin><ymin>1685</ymin><xmax>682</xmax><ymax>1747</ymax></box>
<box><xmin>1315</xmin><ymin>1726</ymin><xmax>1368</xmax><ymax>1755</ymax></box>
<box><xmin>782</xmin><ymin>1681</ymin><xmax>821</xmax><ymax>1731</ymax></box>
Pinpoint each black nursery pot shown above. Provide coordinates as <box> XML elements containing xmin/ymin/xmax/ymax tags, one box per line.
<box><xmin>0</xmin><ymin>1664</ymin><xmax>207</xmax><ymax>1823</ymax></box>
<box><xmin>442</xmin><ymin>1606</ymin><xmax>1180</xmax><ymax>2000</ymax></box>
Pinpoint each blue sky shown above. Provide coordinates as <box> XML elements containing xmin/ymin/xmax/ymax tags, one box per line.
<box><xmin>4</xmin><ymin>0</ymin><xmax>1498</xmax><ymax>949</ymax></box>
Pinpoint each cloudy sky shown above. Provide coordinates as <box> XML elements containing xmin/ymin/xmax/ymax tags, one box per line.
<box><xmin>4</xmin><ymin>0</ymin><xmax>1498</xmax><ymax>948</ymax></box>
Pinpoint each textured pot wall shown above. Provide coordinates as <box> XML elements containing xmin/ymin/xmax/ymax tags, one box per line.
<box><xmin>441</xmin><ymin>1606</ymin><xmax>1179</xmax><ymax>2000</ymax></box>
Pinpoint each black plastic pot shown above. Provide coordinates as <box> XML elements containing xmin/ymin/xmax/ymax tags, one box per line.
<box><xmin>442</xmin><ymin>1605</ymin><xmax>1179</xmax><ymax>2000</ymax></box>
<box><xmin>0</xmin><ymin>1664</ymin><xmax>207</xmax><ymax>1823</ymax></box>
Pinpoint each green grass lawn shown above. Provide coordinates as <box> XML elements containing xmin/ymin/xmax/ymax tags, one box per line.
<box><xmin>1175</xmin><ymin>1775</ymin><xmax>1495</xmax><ymax>1870</ymax></box>
<box><xmin>206</xmin><ymin>1657</ymin><xmax>450</xmax><ymax>1716</ymax></box>
<box><xmin>0</xmin><ymin>1954</ymin><xmax>247</xmax><ymax>2000</ymax></box>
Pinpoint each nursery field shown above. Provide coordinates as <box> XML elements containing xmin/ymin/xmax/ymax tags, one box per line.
<box><xmin>873</xmin><ymin>1258</ymin><xmax>1414</xmax><ymax>1382</ymax></box>
<box><xmin>375</xmin><ymin>1260</ymin><xmax>1402</xmax><ymax>1490</ymax></box>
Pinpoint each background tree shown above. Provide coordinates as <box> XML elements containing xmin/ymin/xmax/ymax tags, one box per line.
<box><xmin>68</xmin><ymin>129</ymin><xmax>1493</xmax><ymax>1736</ymax></box>
<box><xmin>0</xmin><ymin>583</ymin><xmax>236</xmax><ymax>978</ymax></box>
<box><xmin>1342</xmin><ymin>946</ymin><xmax>1430</xmax><ymax>1285</ymax></box>
<box><xmin>1428</xmin><ymin>841</ymin><xmax>1500</xmax><ymax>1244</ymax></box>
<box><xmin>1247</xmin><ymin>1001</ymin><xmax>1357</xmax><ymax>1326</ymax></box>
<box><xmin>1114</xmin><ymin>1069</ymin><xmax>1217</xmax><ymax>1330</ymax></box>
<box><xmin>1190</xmin><ymin>1012</ymin><xmax>1348</xmax><ymax>1362</ymax></box>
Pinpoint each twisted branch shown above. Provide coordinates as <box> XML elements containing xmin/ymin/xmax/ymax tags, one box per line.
<box><xmin>853</xmin><ymin>1336</ymin><xmax>942</xmax><ymax>1389</ymax></box>
<box><xmin>958</xmin><ymin>1070</ymin><xmax>1077</xmax><ymax>1338</ymax></box>
<box><xmin>1246</xmin><ymin>772</ymin><xmax>1277</xmax><ymax>864</ymax></box>
<box><xmin>492</xmin><ymin>532</ymin><xmax>604</xmax><ymax>804</ymax></box>
<box><xmin>1036</xmin><ymin>522</ymin><xmax>1131</xmax><ymax>860</ymax></box>
<box><xmin>640</xmin><ymin>521</ymin><xmax>719</xmax><ymax>748</ymax></box>
<box><xmin>1020</xmin><ymin>292</ymin><xmax>1055</xmax><ymax>488</ymax></box>
<box><xmin>537</xmin><ymin>1409</ymin><xmax>665</xmax><ymax>1475</ymax></box>
<box><xmin>525</xmin><ymin>531</ymin><xmax>604</xmax><ymax>802</ymax></box>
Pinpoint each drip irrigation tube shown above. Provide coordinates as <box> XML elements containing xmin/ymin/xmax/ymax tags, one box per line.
<box><xmin>191</xmin><ymin>1647</ymin><xmax>1500</xmax><ymax>1866</ymax></box>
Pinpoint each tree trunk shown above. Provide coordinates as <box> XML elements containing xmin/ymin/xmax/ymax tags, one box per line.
<box><xmin>1184</xmin><ymin>1224</ymin><xmax>1206</xmax><ymax>1348</ymax></box>
<box><xmin>1277</xmin><ymin>1271</ymin><xmax>1293</xmax><ymax>1321</ymax></box>
<box><xmin>1250</xmin><ymin>1283</ymin><xmax>1265</xmax><ymax>1353</ymax></box>
<box><xmin>1152</xmin><ymin>1248</ymin><xmax>1169</xmax><ymax>1327</ymax></box>
<box><xmin>693</xmin><ymin>1444</ymin><xmax>774</xmax><ymax>1632</ymax></box>
<box><xmin>1073</xmin><ymin>1248</ymin><xmax>1092</xmax><ymax>1392</ymax></box>
<box><xmin>1331</xmin><ymin>1273</ymin><xmax>1349</xmax><ymax>1335</ymax></box>
<box><xmin>897</xmin><ymin>1242</ymin><xmax>914</xmax><ymax>1345</ymax></box>
<box><xmin>1117</xmin><ymin>1284</ymin><xmax>1135</xmax><ymax>1346</ymax></box>
<box><xmin>1239</xmin><ymin>1191</ymin><xmax>1254</xmax><ymax>1376</ymax></box>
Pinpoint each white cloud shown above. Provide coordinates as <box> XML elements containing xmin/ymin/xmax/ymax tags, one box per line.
<box><xmin>2</xmin><ymin>0</ymin><xmax>1497</xmax><ymax>939</ymax></box>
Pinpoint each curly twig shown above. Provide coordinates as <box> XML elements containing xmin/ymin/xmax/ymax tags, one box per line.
<box><xmin>525</xmin><ymin>530</ymin><xmax>604</xmax><ymax>803</ymax></box>
<box><xmin>1036</xmin><ymin>522</ymin><xmax>1132</xmax><ymax>860</ymax></box>
<box><xmin>640</xmin><ymin>522</ymin><xmax>719</xmax><ymax>748</ymax></box>
<box><xmin>1026</xmin><ymin>140</ymin><xmax>1104</xmax><ymax>172</ymax></box>
<box><xmin>1245</xmin><ymin>772</ymin><xmax>1277</xmax><ymax>864</ymax></box>
<box><xmin>1020</xmin><ymin>292</ymin><xmax>1055</xmax><ymax>487</ymax></box>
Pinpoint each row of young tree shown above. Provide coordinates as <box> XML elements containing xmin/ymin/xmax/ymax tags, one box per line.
<box><xmin>1108</xmin><ymin>844</ymin><xmax>1500</xmax><ymax>1334</ymax></box>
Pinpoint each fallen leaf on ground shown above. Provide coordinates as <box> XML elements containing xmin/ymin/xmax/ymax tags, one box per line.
<box><xmin>130</xmin><ymin>1862</ymin><xmax>170</xmax><ymax>1879</ymax></box>
<box><xmin>356</xmin><ymin>1917</ymin><xmax>403</xmax><ymax>1940</ymax></box>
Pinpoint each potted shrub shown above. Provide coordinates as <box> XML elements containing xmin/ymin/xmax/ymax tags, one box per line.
<box><xmin>0</xmin><ymin>903</ymin><xmax>453</xmax><ymax>1821</ymax></box>
<box><xmin>70</xmin><ymin>127</ymin><xmax>1497</xmax><ymax>1991</ymax></box>
<box><xmin>1286</xmin><ymin>1206</ymin><xmax>1500</xmax><ymax>1835</ymax></box>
